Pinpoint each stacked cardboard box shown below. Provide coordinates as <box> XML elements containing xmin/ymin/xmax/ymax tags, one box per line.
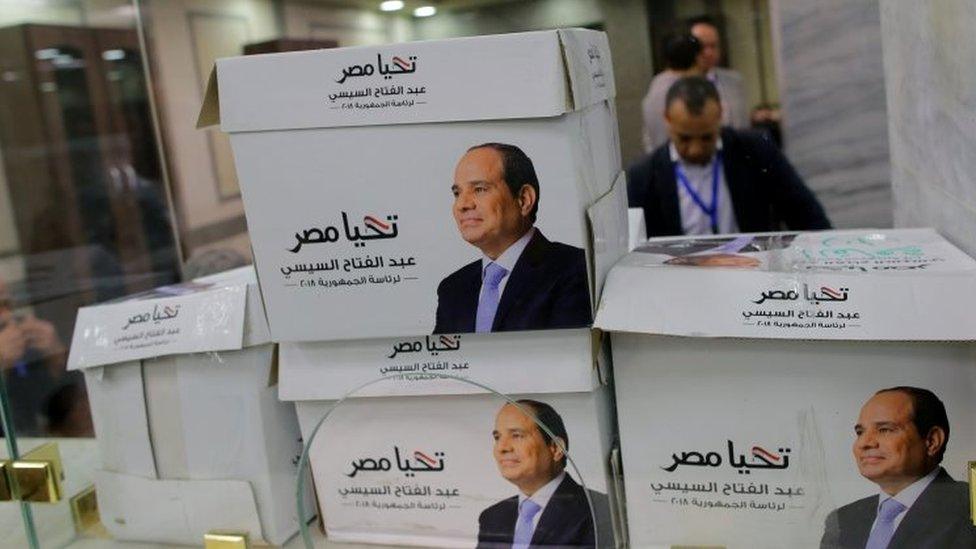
<box><xmin>595</xmin><ymin>229</ymin><xmax>976</xmax><ymax>548</ymax></box>
<box><xmin>69</xmin><ymin>267</ymin><xmax>311</xmax><ymax>545</ymax></box>
<box><xmin>200</xmin><ymin>29</ymin><xmax>629</xmax><ymax>547</ymax></box>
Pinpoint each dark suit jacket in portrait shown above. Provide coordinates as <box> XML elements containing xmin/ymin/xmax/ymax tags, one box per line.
<box><xmin>476</xmin><ymin>475</ymin><xmax>615</xmax><ymax>549</ymax></box>
<box><xmin>627</xmin><ymin>127</ymin><xmax>832</xmax><ymax>237</ymax></box>
<box><xmin>434</xmin><ymin>230</ymin><xmax>591</xmax><ymax>334</ymax></box>
<box><xmin>820</xmin><ymin>468</ymin><xmax>976</xmax><ymax>549</ymax></box>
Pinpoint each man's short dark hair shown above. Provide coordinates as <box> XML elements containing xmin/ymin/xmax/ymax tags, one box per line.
<box><xmin>665</xmin><ymin>76</ymin><xmax>721</xmax><ymax>116</ymax></box>
<box><xmin>662</xmin><ymin>32</ymin><xmax>701</xmax><ymax>71</ymax></box>
<box><xmin>686</xmin><ymin>15</ymin><xmax>719</xmax><ymax>32</ymax></box>
<box><xmin>516</xmin><ymin>399</ymin><xmax>568</xmax><ymax>467</ymax></box>
<box><xmin>468</xmin><ymin>143</ymin><xmax>540</xmax><ymax>223</ymax></box>
<box><xmin>875</xmin><ymin>386</ymin><xmax>950</xmax><ymax>463</ymax></box>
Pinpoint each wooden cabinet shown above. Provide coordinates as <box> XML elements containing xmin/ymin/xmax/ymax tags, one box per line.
<box><xmin>0</xmin><ymin>24</ymin><xmax>178</xmax><ymax>338</ymax></box>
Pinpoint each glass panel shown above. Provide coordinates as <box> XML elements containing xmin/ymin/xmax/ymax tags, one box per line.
<box><xmin>0</xmin><ymin>2</ymin><xmax>179</xmax><ymax>546</ymax></box>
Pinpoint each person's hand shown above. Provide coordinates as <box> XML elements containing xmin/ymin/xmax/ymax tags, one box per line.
<box><xmin>0</xmin><ymin>321</ymin><xmax>27</xmax><ymax>370</ymax></box>
<box><xmin>19</xmin><ymin>315</ymin><xmax>63</xmax><ymax>358</ymax></box>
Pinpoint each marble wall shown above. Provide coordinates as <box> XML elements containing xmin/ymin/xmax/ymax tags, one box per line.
<box><xmin>880</xmin><ymin>2</ymin><xmax>976</xmax><ymax>257</ymax></box>
<box><xmin>772</xmin><ymin>0</ymin><xmax>892</xmax><ymax>229</ymax></box>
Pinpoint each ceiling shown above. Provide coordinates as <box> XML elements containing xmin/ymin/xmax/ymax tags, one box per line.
<box><xmin>304</xmin><ymin>0</ymin><xmax>530</xmax><ymax>14</ymax></box>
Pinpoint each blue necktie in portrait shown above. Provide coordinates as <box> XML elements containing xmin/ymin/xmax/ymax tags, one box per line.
<box><xmin>512</xmin><ymin>498</ymin><xmax>542</xmax><ymax>549</ymax></box>
<box><xmin>865</xmin><ymin>498</ymin><xmax>907</xmax><ymax>549</ymax></box>
<box><xmin>476</xmin><ymin>262</ymin><xmax>508</xmax><ymax>333</ymax></box>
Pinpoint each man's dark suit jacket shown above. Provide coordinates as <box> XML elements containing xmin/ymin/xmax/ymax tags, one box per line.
<box><xmin>820</xmin><ymin>467</ymin><xmax>976</xmax><ymax>549</ymax></box>
<box><xmin>434</xmin><ymin>230</ymin><xmax>591</xmax><ymax>334</ymax></box>
<box><xmin>627</xmin><ymin>127</ymin><xmax>832</xmax><ymax>237</ymax></box>
<box><xmin>476</xmin><ymin>474</ymin><xmax>615</xmax><ymax>548</ymax></box>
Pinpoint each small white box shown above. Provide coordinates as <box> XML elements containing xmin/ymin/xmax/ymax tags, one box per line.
<box><xmin>595</xmin><ymin>229</ymin><xmax>976</xmax><ymax>548</ymax></box>
<box><xmin>199</xmin><ymin>29</ymin><xmax>627</xmax><ymax>343</ymax></box>
<box><xmin>68</xmin><ymin>267</ymin><xmax>312</xmax><ymax>546</ymax></box>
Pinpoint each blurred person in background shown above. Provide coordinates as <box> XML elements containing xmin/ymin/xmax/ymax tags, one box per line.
<box><xmin>751</xmin><ymin>103</ymin><xmax>783</xmax><ymax>149</ymax></box>
<box><xmin>641</xmin><ymin>31</ymin><xmax>704</xmax><ymax>152</ymax></box>
<box><xmin>688</xmin><ymin>15</ymin><xmax>749</xmax><ymax>133</ymax></box>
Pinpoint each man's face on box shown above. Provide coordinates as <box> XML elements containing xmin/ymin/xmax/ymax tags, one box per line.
<box><xmin>492</xmin><ymin>404</ymin><xmax>562</xmax><ymax>494</ymax></box>
<box><xmin>853</xmin><ymin>391</ymin><xmax>940</xmax><ymax>493</ymax></box>
<box><xmin>452</xmin><ymin>148</ymin><xmax>530</xmax><ymax>259</ymax></box>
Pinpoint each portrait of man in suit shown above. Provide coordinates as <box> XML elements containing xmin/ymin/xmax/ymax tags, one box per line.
<box><xmin>821</xmin><ymin>386</ymin><xmax>976</xmax><ymax>549</ymax></box>
<box><xmin>434</xmin><ymin>143</ymin><xmax>592</xmax><ymax>334</ymax></box>
<box><xmin>477</xmin><ymin>400</ymin><xmax>613</xmax><ymax>549</ymax></box>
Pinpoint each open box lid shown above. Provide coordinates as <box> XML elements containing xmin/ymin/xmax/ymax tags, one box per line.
<box><xmin>68</xmin><ymin>267</ymin><xmax>268</xmax><ymax>370</ymax></box>
<box><xmin>197</xmin><ymin>29</ymin><xmax>615</xmax><ymax>133</ymax></box>
<box><xmin>594</xmin><ymin>228</ymin><xmax>976</xmax><ymax>341</ymax></box>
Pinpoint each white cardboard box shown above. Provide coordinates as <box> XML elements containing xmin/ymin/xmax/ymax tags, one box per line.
<box><xmin>68</xmin><ymin>267</ymin><xmax>311</xmax><ymax>545</ymax></box>
<box><xmin>594</xmin><ymin>229</ymin><xmax>976</xmax><ymax>548</ymax></box>
<box><xmin>289</xmin><ymin>386</ymin><xmax>621</xmax><ymax>548</ymax></box>
<box><xmin>199</xmin><ymin>29</ymin><xmax>626</xmax><ymax>342</ymax></box>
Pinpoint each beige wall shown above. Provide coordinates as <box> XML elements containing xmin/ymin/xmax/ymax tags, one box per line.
<box><xmin>143</xmin><ymin>0</ymin><xmax>277</xmax><ymax>262</ymax></box>
<box><xmin>601</xmin><ymin>0</ymin><xmax>653</xmax><ymax>167</ymax></box>
<box><xmin>412</xmin><ymin>0</ymin><xmax>602</xmax><ymax>40</ymax></box>
<box><xmin>144</xmin><ymin>0</ymin><xmax>408</xmax><ymax>262</ymax></box>
<box><xmin>0</xmin><ymin>128</ymin><xmax>17</xmax><ymax>256</ymax></box>
<box><xmin>282</xmin><ymin>2</ymin><xmax>408</xmax><ymax>44</ymax></box>
<box><xmin>0</xmin><ymin>0</ymin><xmax>85</xmax><ymax>27</ymax></box>
<box><xmin>0</xmin><ymin>138</ymin><xmax>24</xmax><ymax>287</ymax></box>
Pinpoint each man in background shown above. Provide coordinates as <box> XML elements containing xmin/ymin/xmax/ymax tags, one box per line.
<box><xmin>688</xmin><ymin>15</ymin><xmax>749</xmax><ymax>131</ymax></box>
<box><xmin>821</xmin><ymin>387</ymin><xmax>976</xmax><ymax>548</ymax></box>
<box><xmin>641</xmin><ymin>31</ymin><xmax>704</xmax><ymax>152</ymax></box>
<box><xmin>627</xmin><ymin>77</ymin><xmax>830</xmax><ymax>236</ymax></box>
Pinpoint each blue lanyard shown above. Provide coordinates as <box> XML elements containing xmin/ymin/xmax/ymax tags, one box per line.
<box><xmin>675</xmin><ymin>151</ymin><xmax>721</xmax><ymax>234</ymax></box>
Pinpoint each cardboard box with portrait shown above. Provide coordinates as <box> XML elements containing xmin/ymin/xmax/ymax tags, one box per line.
<box><xmin>197</xmin><ymin>29</ymin><xmax>627</xmax><ymax>343</ymax></box>
<box><xmin>595</xmin><ymin>228</ymin><xmax>976</xmax><ymax>548</ymax></box>
<box><xmin>277</xmin><ymin>325</ymin><xmax>623</xmax><ymax>547</ymax></box>
<box><xmin>293</xmin><ymin>387</ymin><xmax>622</xmax><ymax>548</ymax></box>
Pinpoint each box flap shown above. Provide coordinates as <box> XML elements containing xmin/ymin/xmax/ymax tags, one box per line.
<box><xmin>194</xmin><ymin>266</ymin><xmax>272</xmax><ymax>346</ymax></box>
<box><xmin>196</xmin><ymin>68</ymin><xmax>220</xmax><ymax>128</ymax></box>
<box><xmin>558</xmin><ymin>29</ymin><xmax>615</xmax><ymax>111</ymax></box>
<box><xmin>595</xmin><ymin>228</ymin><xmax>976</xmax><ymax>340</ymax></box>
<box><xmin>278</xmin><ymin>328</ymin><xmax>599</xmax><ymax>401</ymax></box>
<box><xmin>84</xmin><ymin>362</ymin><xmax>158</xmax><ymax>478</ymax></box>
<box><xmin>68</xmin><ymin>282</ymin><xmax>247</xmax><ymax>370</ymax></box>
<box><xmin>208</xmin><ymin>30</ymin><xmax>615</xmax><ymax>133</ymax></box>
<box><xmin>587</xmin><ymin>170</ymin><xmax>629</xmax><ymax>304</ymax></box>
<box><xmin>95</xmin><ymin>470</ymin><xmax>267</xmax><ymax>545</ymax></box>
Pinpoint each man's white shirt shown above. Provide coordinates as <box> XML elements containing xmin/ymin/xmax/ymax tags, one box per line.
<box><xmin>479</xmin><ymin>227</ymin><xmax>534</xmax><ymax>300</ymax></box>
<box><xmin>669</xmin><ymin>141</ymin><xmax>738</xmax><ymax>235</ymax></box>
<box><xmin>517</xmin><ymin>470</ymin><xmax>565</xmax><ymax>532</ymax></box>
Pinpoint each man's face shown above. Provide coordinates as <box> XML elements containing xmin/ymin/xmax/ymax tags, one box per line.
<box><xmin>691</xmin><ymin>23</ymin><xmax>721</xmax><ymax>70</ymax></box>
<box><xmin>853</xmin><ymin>391</ymin><xmax>941</xmax><ymax>493</ymax></box>
<box><xmin>452</xmin><ymin>148</ymin><xmax>532</xmax><ymax>259</ymax></box>
<box><xmin>666</xmin><ymin>98</ymin><xmax>723</xmax><ymax>165</ymax></box>
<box><xmin>492</xmin><ymin>404</ymin><xmax>563</xmax><ymax>494</ymax></box>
